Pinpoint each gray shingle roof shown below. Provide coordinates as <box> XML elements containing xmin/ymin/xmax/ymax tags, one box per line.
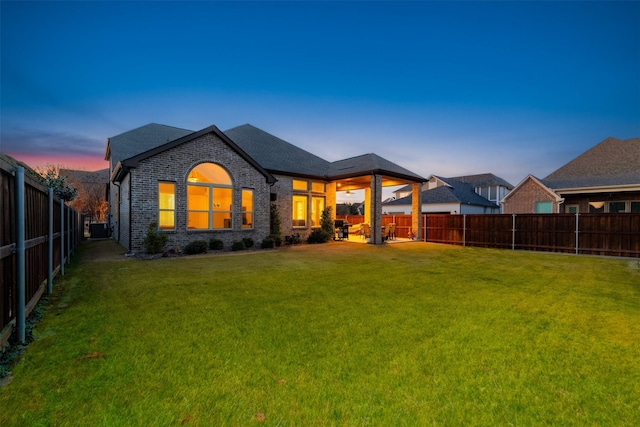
<box><xmin>330</xmin><ymin>153</ymin><xmax>425</xmax><ymax>181</ymax></box>
<box><xmin>449</xmin><ymin>173</ymin><xmax>514</xmax><ymax>189</ymax></box>
<box><xmin>385</xmin><ymin>177</ymin><xmax>498</xmax><ymax>208</ymax></box>
<box><xmin>106</xmin><ymin>123</ymin><xmax>193</xmax><ymax>166</ymax></box>
<box><xmin>542</xmin><ymin>137</ymin><xmax>640</xmax><ymax>189</ymax></box>
<box><xmin>224</xmin><ymin>124</ymin><xmax>332</xmax><ymax>178</ymax></box>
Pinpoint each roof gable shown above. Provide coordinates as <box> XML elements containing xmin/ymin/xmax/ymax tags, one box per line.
<box><xmin>113</xmin><ymin>125</ymin><xmax>275</xmax><ymax>184</ymax></box>
<box><xmin>330</xmin><ymin>153</ymin><xmax>424</xmax><ymax>181</ymax></box>
<box><xmin>501</xmin><ymin>175</ymin><xmax>561</xmax><ymax>203</ymax></box>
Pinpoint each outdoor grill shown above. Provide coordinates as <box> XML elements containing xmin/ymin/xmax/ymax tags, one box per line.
<box><xmin>334</xmin><ymin>220</ymin><xmax>349</xmax><ymax>240</ymax></box>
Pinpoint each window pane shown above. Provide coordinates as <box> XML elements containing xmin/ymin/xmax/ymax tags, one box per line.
<box><xmin>566</xmin><ymin>205</ymin><xmax>579</xmax><ymax>214</ymax></box>
<box><xmin>589</xmin><ymin>201</ymin><xmax>605</xmax><ymax>213</ymax></box>
<box><xmin>489</xmin><ymin>186</ymin><xmax>497</xmax><ymax>200</ymax></box>
<box><xmin>159</xmin><ymin>211</ymin><xmax>175</xmax><ymax>229</ymax></box>
<box><xmin>535</xmin><ymin>202</ymin><xmax>552</xmax><ymax>213</ymax></box>
<box><xmin>188</xmin><ymin>212</ymin><xmax>209</xmax><ymax>229</ymax></box>
<box><xmin>292</xmin><ymin>195</ymin><xmax>307</xmax><ymax>227</ymax></box>
<box><xmin>242</xmin><ymin>189</ymin><xmax>253</xmax><ymax>211</ymax></box>
<box><xmin>242</xmin><ymin>213</ymin><xmax>253</xmax><ymax>229</ymax></box>
<box><xmin>213</xmin><ymin>212</ymin><xmax>232</xmax><ymax>229</ymax></box>
<box><xmin>311</xmin><ymin>181</ymin><xmax>325</xmax><ymax>192</ymax></box>
<box><xmin>188</xmin><ymin>185</ymin><xmax>209</xmax><ymax>210</ymax></box>
<box><xmin>311</xmin><ymin>197</ymin><xmax>325</xmax><ymax>227</ymax></box>
<box><xmin>293</xmin><ymin>179</ymin><xmax>308</xmax><ymax>191</ymax></box>
<box><xmin>187</xmin><ymin>163</ymin><xmax>232</xmax><ymax>184</ymax></box>
<box><xmin>242</xmin><ymin>189</ymin><xmax>253</xmax><ymax>229</ymax></box>
<box><xmin>159</xmin><ymin>182</ymin><xmax>175</xmax><ymax>209</ymax></box>
<box><xmin>631</xmin><ymin>202</ymin><xmax>640</xmax><ymax>213</ymax></box>
<box><xmin>158</xmin><ymin>182</ymin><xmax>175</xmax><ymax>229</ymax></box>
<box><xmin>609</xmin><ymin>201</ymin><xmax>626</xmax><ymax>213</ymax></box>
<box><xmin>213</xmin><ymin>187</ymin><xmax>232</xmax><ymax>211</ymax></box>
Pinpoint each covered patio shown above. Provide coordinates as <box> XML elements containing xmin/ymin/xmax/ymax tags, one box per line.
<box><xmin>329</xmin><ymin>154</ymin><xmax>425</xmax><ymax>245</ymax></box>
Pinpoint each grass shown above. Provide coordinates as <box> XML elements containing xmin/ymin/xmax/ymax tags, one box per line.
<box><xmin>1</xmin><ymin>240</ymin><xmax>639</xmax><ymax>426</ymax></box>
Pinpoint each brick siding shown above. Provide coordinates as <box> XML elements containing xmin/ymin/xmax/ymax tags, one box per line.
<box><xmin>502</xmin><ymin>177</ymin><xmax>560</xmax><ymax>214</ymax></box>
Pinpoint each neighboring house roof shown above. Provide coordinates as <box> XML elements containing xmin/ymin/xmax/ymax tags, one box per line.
<box><xmin>385</xmin><ymin>177</ymin><xmax>498</xmax><ymax>208</ymax></box>
<box><xmin>60</xmin><ymin>168</ymin><xmax>109</xmax><ymax>185</ymax></box>
<box><xmin>395</xmin><ymin>172</ymin><xmax>513</xmax><ymax>194</ymax></box>
<box><xmin>542</xmin><ymin>137</ymin><xmax>640</xmax><ymax>191</ymax></box>
<box><xmin>105</xmin><ymin>123</ymin><xmax>193</xmax><ymax>166</ymax></box>
<box><xmin>449</xmin><ymin>173</ymin><xmax>514</xmax><ymax>189</ymax></box>
<box><xmin>224</xmin><ymin>124</ymin><xmax>332</xmax><ymax>178</ymax></box>
<box><xmin>111</xmin><ymin>125</ymin><xmax>276</xmax><ymax>184</ymax></box>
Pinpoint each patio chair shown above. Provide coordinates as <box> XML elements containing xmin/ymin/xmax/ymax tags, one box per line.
<box><xmin>388</xmin><ymin>223</ymin><xmax>396</xmax><ymax>240</ymax></box>
<box><xmin>362</xmin><ymin>223</ymin><xmax>371</xmax><ymax>240</ymax></box>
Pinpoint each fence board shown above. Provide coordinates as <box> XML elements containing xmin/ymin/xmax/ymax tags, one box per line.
<box><xmin>339</xmin><ymin>212</ymin><xmax>639</xmax><ymax>258</ymax></box>
<box><xmin>1</xmin><ymin>157</ymin><xmax>83</xmax><ymax>348</ymax></box>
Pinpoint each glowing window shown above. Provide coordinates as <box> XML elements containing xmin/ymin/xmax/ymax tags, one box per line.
<box><xmin>292</xmin><ymin>195</ymin><xmax>307</xmax><ymax>227</ymax></box>
<box><xmin>311</xmin><ymin>181</ymin><xmax>325</xmax><ymax>193</ymax></box>
<box><xmin>158</xmin><ymin>182</ymin><xmax>175</xmax><ymax>230</ymax></box>
<box><xmin>187</xmin><ymin>163</ymin><xmax>233</xmax><ymax>229</ymax></box>
<box><xmin>293</xmin><ymin>179</ymin><xmax>308</xmax><ymax>191</ymax></box>
<box><xmin>242</xmin><ymin>189</ymin><xmax>253</xmax><ymax>229</ymax></box>
<box><xmin>311</xmin><ymin>197</ymin><xmax>325</xmax><ymax>227</ymax></box>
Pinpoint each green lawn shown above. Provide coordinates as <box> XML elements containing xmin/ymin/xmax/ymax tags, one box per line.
<box><xmin>1</xmin><ymin>240</ymin><xmax>639</xmax><ymax>426</ymax></box>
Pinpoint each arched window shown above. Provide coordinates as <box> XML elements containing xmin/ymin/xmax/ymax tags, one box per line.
<box><xmin>187</xmin><ymin>163</ymin><xmax>233</xmax><ymax>229</ymax></box>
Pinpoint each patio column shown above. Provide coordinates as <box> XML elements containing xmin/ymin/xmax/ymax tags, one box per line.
<box><xmin>411</xmin><ymin>182</ymin><xmax>422</xmax><ymax>241</ymax></box>
<box><xmin>364</xmin><ymin>186</ymin><xmax>371</xmax><ymax>226</ymax></box>
<box><xmin>369</xmin><ymin>174</ymin><xmax>383</xmax><ymax>244</ymax></box>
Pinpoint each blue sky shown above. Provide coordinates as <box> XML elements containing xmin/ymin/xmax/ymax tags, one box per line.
<box><xmin>1</xmin><ymin>1</ymin><xmax>638</xmax><ymax>189</ymax></box>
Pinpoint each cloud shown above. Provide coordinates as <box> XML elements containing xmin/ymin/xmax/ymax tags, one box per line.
<box><xmin>0</xmin><ymin>126</ymin><xmax>104</xmax><ymax>158</ymax></box>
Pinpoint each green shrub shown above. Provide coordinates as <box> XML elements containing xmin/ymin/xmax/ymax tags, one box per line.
<box><xmin>307</xmin><ymin>229</ymin><xmax>331</xmax><ymax>244</ymax></box>
<box><xmin>209</xmin><ymin>238</ymin><xmax>224</xmax><ymax>250</ymax></box>
<box><xmin>183</xmin><ymin>240</ymin><xmax>208</xmax><ymax>255</ymax></box>
<box><xmin>231</xmin><ymin>241</ymin><xmax>246</xmax><ymax>251</ymax></box>
<box><xmin>242</xmin><ymin>237</ymin><xmax>254</xmax><ymax>248</ymax></box>
<box><xmin>260</xmin><ymin>237</ymin><xmax>275</xmax><ymax>249</ymax></box>
<box><xmin>143</xmin><ymin>222</ymin><xmax>168</xmax><ymax>254</ymax></box>
<box><xmin>270</xmin><ymin>234</ymin><xmax>282</xmax><ymax>247</ymax></box>
<box><xmin>285</xmin><ymin>233</ymin><xmax>301</xmax><ymax>245</ymax></box>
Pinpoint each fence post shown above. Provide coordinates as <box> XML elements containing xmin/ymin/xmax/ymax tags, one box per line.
<box><xmin>14</xmin><ymin>167</ymin><xmax>26</xmax><ymax>344</ymax></box>
<box><xmin>66</xmin><ymin>205</ymin><xmax>71</xmax><ymax>262</ymax></box>
<box><xmin>60</xmin><ymin>200</ymin><xmax>65</xmax><ymax>275</ymax></box>
<box><xmin>512</xmin><ymin>214</ymin><xmax>516</xmax><ymax>250</ymax></box>
<box><xmin>463</xmin><ymin>214</ymin><xmax>467</xmax><ymax>247</ymax></box>
<box><xmin>575</xmin><ymin>213</ymin><xmax>579</xmax><ymax>255</ymax></box>
<box><xmin>48</xmin><ymin>188</ymin><xmax>54</xmax><ymax>294</ymax></box>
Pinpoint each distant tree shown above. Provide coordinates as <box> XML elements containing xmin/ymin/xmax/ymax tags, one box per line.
<box><xmin>336</xmin><ymin>202</ymin><xmax>360</xmax><ymax>216</ymax></box>
<box><xmin>36</xmin><ymin>164</ymin><xmax>77</xmax><ymax>201</ymax></box>
<box><xmin>69</xmin><ymin>180</ymin><xmax>108</xmax><ymax>222</ymax></box>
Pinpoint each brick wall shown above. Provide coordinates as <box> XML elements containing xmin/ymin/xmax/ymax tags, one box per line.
<box><xmin>503</xmin><ymin>177</ymin><xmax>560</xmax><ymax>214</ymax></box>
<box><xmin>270</xmin><ymin>174</ymin><xmax>333</xmax><ymax>241</ymax></box>
<box><xmin>129</xmin><ymin>132</ymin><xmax>272</xmax><ymax>252</ymax></box>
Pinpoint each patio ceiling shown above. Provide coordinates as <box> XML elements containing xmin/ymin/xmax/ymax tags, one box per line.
<box><xmin>333</xmin><ymin>175</ymin><xmax>414</xmax><ymax>191</ymax></box>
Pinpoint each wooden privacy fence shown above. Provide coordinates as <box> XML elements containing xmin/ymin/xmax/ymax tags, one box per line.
<box><xmin>337</xmin><ymin>213</ymin><xmax>640</xmax><ymax>257</ymax></box>
<box><xmin>424</xmin><ymin>213</ymin><xmax>640</xmax><ymax>258</ymax></box>
<box><xmin>1</xmin><ymin>157</ymin><xmax>83</xmax><ymax>349</ymax></box>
